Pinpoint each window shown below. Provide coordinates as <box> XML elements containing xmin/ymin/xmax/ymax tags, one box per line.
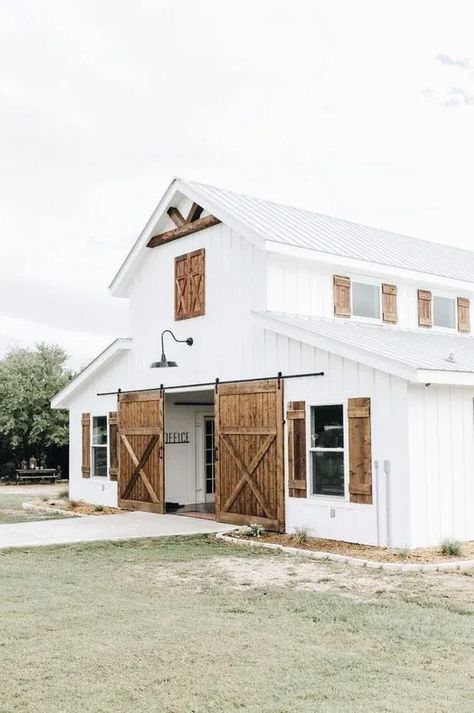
<box><xmin>352</xmin><ymin>282</ymin><xmax>380</xmax><ymax>320</ymax></box>
<box><xmin>204</xmin><ymin>417</ymin><xmax>215</xmax><ymax>494</ymax></box>
<box><xmin>433</xmin><ymin>295</ymin><xmax>456</xmax><ymax>329</ymax></box>
<box><xmin>310</xmin><ymin>405</ymin><xmax>345</xmax><ymax>497</ymax></box>
<box><xmin>92</xmin><ymin>416</ymin><xmax>108</xmax><ymax>477</ymax></box>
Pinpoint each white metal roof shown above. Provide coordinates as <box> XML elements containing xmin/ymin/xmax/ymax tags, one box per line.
<box><xmin>185</xmin><ymin>180</ymin><xmax>474</xmax><ymax>284</ymax></box>
<box><xmin>255</xmin><ymin>311</ymin><xmax>474</xmax><ymax>384</ymax></box>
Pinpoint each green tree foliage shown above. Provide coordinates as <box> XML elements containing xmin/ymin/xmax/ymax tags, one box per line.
<box><xmin>0</xmin><ymin>343</ymin><xmax>71</xmax><ymax>461</ymax></box>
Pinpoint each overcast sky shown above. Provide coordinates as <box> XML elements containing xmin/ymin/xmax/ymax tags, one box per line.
<box><xmin>1</xmin><ymin>0</ymin><xmax>474</xmax><ymax>370</ymax></box>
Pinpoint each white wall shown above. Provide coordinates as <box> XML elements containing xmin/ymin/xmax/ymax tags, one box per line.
<box><xmin>279</xmin><ymin>336</ymin><xmax>410</xmax><ymax>547</ymax></box>
<box><xmin>266</xmin><ymin>251</ymin><xmax>472</xmax><ymax>330</ymax></box>
<box><xmin>408</xmin><ymin>383</ymin><xmax>474</xmax><ymax>547</ymax></box>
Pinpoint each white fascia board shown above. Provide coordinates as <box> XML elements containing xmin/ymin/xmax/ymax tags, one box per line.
<box><xmin>252</xmin><ymin>312</ymin><xmax>415</xmax><ymax>382</ymax></box>
<box><xmin>265</xmin><ymin>241</ymin><xmax>474</xmax><ymax>292</ymax></box>
<box><xmin>51</xmin><ymin>338</ymin><xmax>132</xmax><ymax>409</ymax></box>
<box><xmin>415</xmin><ymin>369</ymin><xmax>474</xmax><ymax>386</ymax></box>
<box><xmin>109</xmin><ymin>178</ymin><xmax>179</xmax><ymax>297</ymax></box>
<box><xmin>110</xmin><ymin>178</ymin><xmax>265</xmax><ymax>298</ymax></box>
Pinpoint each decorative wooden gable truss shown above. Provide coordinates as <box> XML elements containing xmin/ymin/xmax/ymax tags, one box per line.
<box><xmin>147</xmin><ymin>202</ymin><xmax>220</xmax><ymax>248</ymax></box>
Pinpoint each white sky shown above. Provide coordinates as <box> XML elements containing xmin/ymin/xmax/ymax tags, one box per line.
<box><xmin>1</xmin><ymin>0</ymin><xmax>474</xmax><ymax>370</ymax></box>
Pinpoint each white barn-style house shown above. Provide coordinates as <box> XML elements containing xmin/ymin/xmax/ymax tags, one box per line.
<box><xmin>52</xmin><ymin>178</ymin><xmax>474</xmax><ymax>548</ymax></box>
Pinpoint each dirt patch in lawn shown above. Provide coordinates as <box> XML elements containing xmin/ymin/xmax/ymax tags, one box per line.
<box><xmin>229</xmin><ymin>532</ymin><xmax>474</xmax><ymax>564</ymax></box>
<box><xmin>30</xmin><ymin>498</ymin><xmax>120</xmax><ymax>516</ymax></box>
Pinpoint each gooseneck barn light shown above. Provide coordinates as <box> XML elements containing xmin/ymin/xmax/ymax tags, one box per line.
<box><xmin>151</xmin><ymin>329</ymin><xmax>193</xmax><ymax>368</ymax></box>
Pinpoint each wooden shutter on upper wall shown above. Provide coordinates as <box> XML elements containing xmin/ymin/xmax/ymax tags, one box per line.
<box><xmin>287</xmin><ymin>401</ymin><xmax>307</xmax><ymax>497</ymax></box>
<box><xmin>175</xmin><ymin>248</ymin><xmax>205</xmax><ymax>320</ymax></box>
<box><xmin>382</xmin><ymin>283</ymin><xmax>398</xmax><ymax>323</ymax></box>
<box><xmin>109</xmin><ymin>411</ymin><xmax>118</xmax><ymax>481</ymax></box>
<box><xmin>347</xmin><ymin>398</ymin><xmax>372</xmax><ymax>504</ymax></box>
<box><xmin>457</xmin><ymin>297</ymin><xmax>470</xmax><ymax>333</ymax></box>
<box><xmin>81</xmin><ymin>413</ymin><xmax>91</xmax><ymax>478</ymax></box>
<box><xmin>417</xmin><ymin>289</ymin><xmax>432</xmax><ymax>327</ymax></box>
<box><xmin>333</xmin><ymin>275</ymin><xmax>351</xmax><ymax>317</ymax></box>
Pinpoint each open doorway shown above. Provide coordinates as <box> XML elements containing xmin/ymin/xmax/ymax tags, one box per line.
<box><xmin>164</xmin><ymin>389</ymin><xmax>216</xmax><ymax>520</ymax></box>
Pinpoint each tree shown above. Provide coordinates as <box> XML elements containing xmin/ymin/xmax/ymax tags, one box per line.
<box><xmin>0</xmin><ymin>343</ymin><xmax>71</xmax><ymax>464</ymax></box>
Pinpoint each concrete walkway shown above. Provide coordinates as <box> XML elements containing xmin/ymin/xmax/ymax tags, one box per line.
<box><xmin>0</xmin><ymin>511</ymin><xmax>236</xmax><ymax>550</ymax></box>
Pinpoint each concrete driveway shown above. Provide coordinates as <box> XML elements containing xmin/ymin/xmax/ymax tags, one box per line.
<box><xmin>0</xmin><ymin>511</ymin><xmax>236</xmax><ymax>549</ymax></box>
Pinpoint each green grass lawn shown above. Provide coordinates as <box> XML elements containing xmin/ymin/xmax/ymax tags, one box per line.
<box><xmin>0</xmin><ymin>536</ymin><xmax>472</xmax><ymax>713</ymax></box>
<box><xmin>0</xmin><ymin>487</ymin><xmax>66</xmax><ymax>524</ymax></box>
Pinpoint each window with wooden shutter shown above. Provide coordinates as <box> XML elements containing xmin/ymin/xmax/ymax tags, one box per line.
<box><xmin>109</xmin><ymin>411</ymin><xmax>118</xmax><ymax>481</ymax></box>
<box><xmin>417</xmin><ymin>289</ymin><xmax>432</xmax><ymax>327</ymax></box>
<box><xmin>382</xmin><ymin>284</ymin><xmax>398</xmax><ymax>323</ymax></box>
<box><xmin>81</xmin><ymin>413</ymin><xmax>91</xmax><ymax>478</ymax></box>
<box><xmin>457</xmin><ymin>297</ymin><xmax>470</xmax><ymax>333</ymax></box>
<box><xmin>287</xmin><ymin>401</ymin><xmax>307</xmax><ymax>497</ymax></box>
<box><xmin>333</xmin><ymin>275</ymin><xmax>351</xmax><ymax>317</ymax></box>
<box><xmin>175</xmin><ymin>248</ymin><xmax>205</xmax><ymax>320</ymax></box>
<box><xmin>348</xmin><ymin>398</ymin><xmax>372</xmax><ymax>504</ymax></box>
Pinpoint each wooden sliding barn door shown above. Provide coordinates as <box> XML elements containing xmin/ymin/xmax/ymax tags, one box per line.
<box><xmin>118</xmin><ymin>390</ymin><xmax>165</xmax><ymax>513</ymax></box>
<box><xmin>215</xmin><ymin>379</ymin><xmax>284</xmax><ymax>530</ymax></box>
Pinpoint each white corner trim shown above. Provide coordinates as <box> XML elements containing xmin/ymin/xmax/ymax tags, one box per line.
<box><xmin>51</xmin><ymin>338</ymin><xmax>132</xmax><ymax>409</ymax></box>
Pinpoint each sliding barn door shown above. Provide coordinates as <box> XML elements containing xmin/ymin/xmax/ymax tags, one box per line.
<box><xmin>118</xmin><ymin>390</ymin><xmax>165</xmax><ymax>513</ymax></box>
<box><xmin>215</xmin><ymin>379</ymin><xmax>284</xmax><ymax>530</ymax></box>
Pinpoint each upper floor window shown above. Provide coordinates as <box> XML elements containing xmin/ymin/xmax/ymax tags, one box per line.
<box><xmin>175</xmin><ymin>249</ymin><xmax>205</xmax><ymax>320</ymax></box>
<box><xmin>433</xmin><ymin>295</ymin><xmax>456</xmax><ymax>329</ymax></box>
<box><xmin>334</xmin><ymin>275</ymin><xmax>397</xmax><ymax>324</ymax></box>
<box><xmin>352</xmin><ymin>281</ymin><xmax>380</xmax><ymax>320</ymax></box>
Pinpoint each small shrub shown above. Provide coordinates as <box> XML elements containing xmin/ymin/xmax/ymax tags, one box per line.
<box><xmin>245</xmin><ymin>523</ymin><xmax>266</xmax><ymax>538</ymax></box>
<box><xmin>397</xmin><ymin>548</ymin><xmax>409</xmax><ymax>560</ymax></box>
<box><xmin>440</xmin><ymin>539</ymin><xmax>462</xmax><ymax>557</ymax></box>
<box><xmin>94</xmin><ymin>505</ymin><xmax>104</xmax><ymax>512</ymax></box>
<box><xmin>58</xmin><ymin>488</ymin><xmax>69</xmax><ymax>499</ymax></box>
<box><xmin>291</xmin><ymin>525</ymin><xmax>311</xmax><ymax>545</ymax></box>
<box><xmin>69</xmin><ymin>500</ymin><xmax>79</xmax><ymax>509</ymax></box>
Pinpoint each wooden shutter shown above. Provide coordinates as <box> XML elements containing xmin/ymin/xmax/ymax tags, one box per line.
<box><xmin>175</xmin><ymin>248</ymin><xmax>205</xmax><ymax>320</ymax></box>
<box><xmin>287</xmin><ymin>401</ymin><xmax>307</xmax><ymax>498</ymax></box>
<box><xmin>418</xmin><ymin>289</ymin><xmax>432</xmax><ymax>327</ymax></box>
<box><xmin>457</xmin><ymin>297</ymin><xmax>470</xmax><ymax>333</ymax></box>
<box><xmin>348</xmin><ymin>398</ymin><xmax>372</xmax><ymax>504</ymax></box>
<box><xmin>81</xmin><ymin>413</ymin><xmax>91</xmax><ymax>478</ymax></box>
<box><xmin>109</xmin><ymin>411</ymin><xmax>118</xmax><ymax>481</ymax></box>
<box><xmin>382</xmin><ymin>283</ymin><xmax>398</xmax><ymax>323</ymax></box>
<box><xmin>333</xmin><ymin>275</ymin><xmax>351</xmax><ymax>317</ymax></box>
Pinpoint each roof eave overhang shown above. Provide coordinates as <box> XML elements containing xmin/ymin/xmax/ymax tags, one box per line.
<box><xmin>415</xmin><ymin>369</ymin><xmax>474</xmax><ymax>386</ymax></box>
<box><xmin>109</xmin><ymin>178</ymin><xmax>265</xmax><ymax>298</ymax></box>
<box><xmin>265</xmin><ymin>240</ymin><xmax>474</xmax><ymax>292</ymax></box>
<box><xmin>51</xmin><ymin>338</ymin><xmax>132</xmax><ymax>409</ymax></box>
<box><xmin>252</xmin><ymin>312</ymin><xmax>417</xmax><ymax>382</ymax></box>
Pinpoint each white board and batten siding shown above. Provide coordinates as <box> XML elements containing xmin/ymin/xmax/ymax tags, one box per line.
<box><xmin>277</xmin><ymin>336</ymin><xmax>410</xmax><ymax>548</ymax></box>
<box><xmin>408</xmin><ymin>384</ymin><xmax>474</xmax><ymax>546</ymax></box>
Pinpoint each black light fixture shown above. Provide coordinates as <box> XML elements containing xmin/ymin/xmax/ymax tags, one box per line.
<box><xmin>151</xmin><ymin>329</ymin><xmax>193</xmax><ymax>368</ymax></box>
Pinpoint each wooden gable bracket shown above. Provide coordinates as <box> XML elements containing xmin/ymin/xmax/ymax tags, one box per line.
<box><xmin>147</xmin><ymin>202</ymin><xmax>220</xmax><ymax>249</ymax></box>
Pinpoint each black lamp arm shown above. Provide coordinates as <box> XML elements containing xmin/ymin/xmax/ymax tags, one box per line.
<box><xmin>160</xmin><ymin>330</ymin><xmax>193</xmax><ymax>358</ymax></box>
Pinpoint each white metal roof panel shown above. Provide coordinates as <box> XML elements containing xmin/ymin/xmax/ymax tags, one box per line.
<box><xmin>184</xmin><ymin>180</ymin><xmax>474</xmax><ymax>283</ymax></box>
<box><xmin>260</xmin><ymin>312</ymin><xmax>474</xmax><ymax>373</ymax></box>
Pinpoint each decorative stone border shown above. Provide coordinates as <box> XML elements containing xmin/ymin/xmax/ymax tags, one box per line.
<box><xmin>216</xmin><ymin>533</ymin><xmax>474</xmax><ymax>572</ymax></box>
<box><xmin>22</xmin><ymin>502</ymin><xmax>82</xmax><ymax>518</ymax></box>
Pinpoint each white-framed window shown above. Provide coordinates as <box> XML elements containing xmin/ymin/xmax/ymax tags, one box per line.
<box><xmin>310</xmin><ymin>404</ymin><xmax>345</xmax><ymax>497</ymax></box>
<box><xmin>433</xmin><ymin>294</ymin><xmax>457</xmax><ymax>330</ymax></box>
<box><xmin>352</xmin><ymin>280</ymin><xmax>381</xmax><ymax>321</ymax></box>
<box><xmin>91</xmin><ymin>415</ymin><xmax>108</xmax><ymax>477</ymax></box>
